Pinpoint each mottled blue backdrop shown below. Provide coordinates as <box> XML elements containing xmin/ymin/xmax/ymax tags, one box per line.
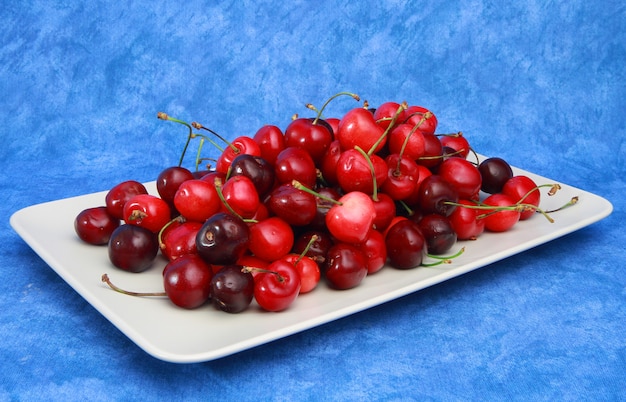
<box><xmin>2</xmin><ymin>1</ymin><xmax>624</xmax><ymax>400</ymax></box>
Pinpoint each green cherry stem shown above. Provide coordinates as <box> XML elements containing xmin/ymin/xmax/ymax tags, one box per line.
<box><xmin>192</xmin><ymin>121</ymin><xmax>237</xmax><ymax>153</ymax></box>
<box><xmin>353</xmin><ymin>145</ymin><xmax>379</xmax><ymax>201</ymax></box>
<box><xmin>421</xmin><ymin>247</ymin><xmax>466</xmax><ymax>267</ymax></box>
<box><xmin>311</xmin><ymin>92</ymin><xmax>360</xmax><ymax>125</ymax></box>
<box><xmin>367</xmin><ymin>104</ymin><xmax>407</xmax><ymax>156</ymax></box>
<box><xmin>101</xmin><ymin>274</ymin><xmax>167</xmax><ymax>297</ymax></box>
<box><xmin>158</xmin><ymin>112</ymin><xmax>194</xmax><ymax>167</ymax></box>
<box><xmin>295</xmin><ymin>234</ymin><xmax>319</xmax><ymax>266</ymax></box>
<box><xmin>291</xmin><ymin>180</ymin><xmax>343</xmax><ymax>205</ymax></box>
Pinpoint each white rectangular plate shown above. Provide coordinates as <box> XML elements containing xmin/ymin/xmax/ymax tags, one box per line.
<box><xmin>10</xmin><ymin>162</ymin><xmax>613</xmax><ymax>363</ymax></box>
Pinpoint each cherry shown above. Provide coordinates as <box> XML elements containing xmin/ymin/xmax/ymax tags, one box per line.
<box><xmin>373</xmin><ymin>101</ymin><xmax>407</xmax><ymax>130</ymax></box>
<box><xmin>215</xmin><ymin>136</ymin><xmax>261</xmax><ymax>174</ymax></box>
<box><xmin>210</xmin><ymin>265</ymin><xmax>255</xmax><ymax>313</ymax></box>
<box><xmin>252</xmin><ymin>124</ymin><xmax>285</xmax><ymax>165</ymax></box>
<box><xmin>404</xmin><ymin>105</ymin><xmax>438</xmax><ymax>136</ymax></box>
<box><xmin>284</xmin><ymin>117</ymin><xmax>333</xmax><ymax>165</ymax></box>
<box><xmin>387</xmin><ymin>122</ymin><xmax>426</xmax><ymax>160</ymax></box>
<box><xmin>448</xmin><ymin>199</ymin><xmax>486</xmax><ymax>240</ymax></box>
<box><xmin>336</xmin><ymin>107</ymin><xmax>386</xmax><ymax>153</ymax></box>
<box><xmin>105</xmin><ymin>180</ymin><xmax>148</xmax><ymax>220</ymax></box>
<box><xmin>417</xmin><ymin>175</ymin><xmax>459</xmax><ymax>217</ymax></box>
<box><xmin>250</xmin><ymin>260</ymin><xmax>301</xmax><ymax>312</ymax></box>
<box><xmin>173</xmin><ymin>179</ymin><xmax>220</xmax><ymax>223</ymax></box>
<box><xmin>156</xmin><ymin>166</ymin><xmax>195</xmax><ymax>208</ymax></box>
<box><xmin>417</xmin><ymin>214</ymin><xmax>457</xmax><ymax>255</ymax></box>
<box><xmin>336</xmin><ymin>148</ymin><xmax>387</xmax><ymax>194</ymax></box>
<box><xmin>75</xmin><ymin>206</ymin><xmax>120</xmax><ymax>245</ymax></box>
<box><xmin>267</xmin><ymin>183</ymin><xmax>317</xmax><ymax>227</ymax></box>
<box><xmin>371</xmin><ymin>192</ymin><xmax>396</xmax><ymax>231</ymax></box>
<box><xmin>248</xmin><ymin>216</ymin><xmax>294</xmax><ymax>262</ymax></box>
<box><xmin>291</xmin><ymin>230</ymin><xmax>334</xmax><ymax>269</ymax></box>
<box><xmin>384</xmin><ymin>219</ymin><xmax>427</xmax><ymax>269</ymax></box>
<box><xmin>502</xmin><ymin>175</ymin><xmax>540</xmax><ymax>220</ymax></box>
<box><xmin>437</xmin><ymin>157</ymin><xmax>482</xmax><ymax>200</ymax></box>
<box><xmin>196</xmin><ymin>212</ymin><xmax>250</xmax><ymax>265</ymax></box>
<box><xmin>325</xmin><ymin>190</ymin><xmax>376</xmax><ymax>244</ymax></box>
<box><xmin>481</xmin><ymin>193</ymin><xmax>521</xmax><ymax>232</ymax></box>
<box><xmin>274</xmin><ymin>146</ymin><xmax>317</xmax><ymax>189</ymax></box>
<box><xmin>417</xmin><ymin>133</ymin><xmax>444</xmax><ymax>169</ymax></box>
<box><xmin>162</xmin><ymin>254</ymin><xmax>213</xmax><ymax>309</ymax></box>
<box><xmin>439</xmin><ymin>132</ymin><xmax>470</xmax><ymax>159</ymax></box>
<box><xmin>108</xmin><ymin>224</ymin><xmax>159</xmax><ymax>273</ymax></box>
<box><xmin>380</xmin><ymin>153</ymin><xmax>420</xmax><ymax>201</ymax></box>
<box><xmin>229</xmin><ymin>154</ymin><xmax>275</xmax><ymax>198</ymax></box>
<box><xmin>324</xmin><ymin>242</ymin><xmax>368</xmax><ymax>290</ymax></box>
<box><xmin>359</xmin><ymin>229</ymin><xmax>387</xmax><ymax>275</ymax></box>
<box><xmin>281</xmin><ymin>252</ymin><xmax>321</xmax><ymax>294</ymax></box>
<box><xmin>478</xmin><ymin>157</ymin><xmax>514</xmax><ymax>194</ymax></box>
<box><xmin>319</xmin><ymin>139</ymin><xmax>342</xmax><ymax>186</ymax></box>
<box><xmin>220</xmin><ymin>175</ymin><xmax>261</xmax><ymax>219</ymax></box>
<box><xmin>159</xmin><ymin>220</ymin><xmax>202</xmax><ymax>261</ymax></box>
<box><xmin>122</xmin><ymin>194</ymin><xmax>171</xmax><ymax>233</ymax></box>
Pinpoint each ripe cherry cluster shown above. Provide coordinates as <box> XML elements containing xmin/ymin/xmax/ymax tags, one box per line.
<box><xmin>75</xmin><ymin>92</ymin><xmax>577</xmax><ymax>314</ymax></box>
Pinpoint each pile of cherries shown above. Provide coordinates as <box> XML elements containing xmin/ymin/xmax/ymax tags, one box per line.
<box><xmin>75</xmin><ymin>92</ymin><xmax>576</xmax><ymax>314</ymax></box>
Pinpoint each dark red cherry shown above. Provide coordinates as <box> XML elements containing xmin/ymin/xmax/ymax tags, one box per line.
<box><xmin>229</xmin><ymin>154</ymin><xmax>276</xmax><ymax>198</ymax></box>
<box><xmin>417</xmin><ymin>214</ymin><xmax>457</xmax><ymax>255</ymax></box>
<box><xmin>196</xmin><ymin>212</ymin><xmax>250</xmax><ymax>265</ymax></box>
<box><xmin>163</xmin><ymin>254</ymin><xmax>213</xmax><ymax>309</ymax></box>
<box><xmin>156</xmin><ymin>166</ymin><xmax>195</xmax><ymax>207</ymax></box>
<box><xmin>75</xmin><ymin>206</ymin><xmax>120</xmax><ymax>245</ymax></box>
<box><xmin>210</xmin><ymin>265</ymin><xmax>254</xmax><ymax>313</ymax></box>
<box><xmin>108</xmin><ymin>224</ymin><xmax>159</xmax><ymax>273</ymax></box>
<box><xmin>384</xmin><ymin>219</ymin><xmax>426</xmax><ymax>269</ymax></box>
<box><xmin>479</xmin><ymin>157</ymin><xmax>514</xmax><ymax>194</ymax></box>
<box><xmin>417</xmin><ymin>175</ymin><xmax>459</xmax><ymax>217</ymax></box>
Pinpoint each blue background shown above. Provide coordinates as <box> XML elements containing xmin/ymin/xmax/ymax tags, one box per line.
<box><xmin>2</xmin><ymin>1</ymin><xmax>624</xmax><ymax>400</ymax></box>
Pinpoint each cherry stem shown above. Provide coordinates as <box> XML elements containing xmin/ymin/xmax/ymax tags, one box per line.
<box><xmin>212</xmin><ymin>177</ymin><xmax>258</xmax><ymax>224</ymax></box>
<box><xmin>101</xmin><ymin>274</ymin><xmax>167</xmax><ymax>297</ymax></box>
<box><xmin>157</xmin><ymin>112</ymin><xmax>194</xmax><ymax>167</ymax></box>
<box><xmin>367</xmin><ymin>104</ymin><xmax>406</xmax><ymax>156</ymax></box>
<box><xmin>311</xmin><ymin>92</ymin><xmax>360</xmax><ymax>125</ymax></box>
<box><xmin>353</xmin><ymin>145</ymin><xmax>379</xmax><ymax>201</ymax></box>
<box><xmin>543</xmin><ymin>196</ymin><xmax>579</xmax><ymax>213</ymax></box>
<box><xmin>395</xmin><ymin>112</ymin><xmax>431</xmax><ymax>173</ymax></box>
<box><xmin>192</xmin><ymin>121</ymin><xmax>239</xmax><ymax>153</ymax></box>
<box><xmin>241</xmin><ymin>266</ymin><xmax>284</xmax><ymax>283</ymax></box>
<box><xmin>421</xmin><ymin>247</ymin><xmax>465</xmax><ymax>267</ymax></box>
<box><xmin>291</xmin><ymin>180</ymin><xmax>343</xmax><ymax>205</ymax></box>
<box><xmin>157</xmin><ymin>215</ymin><xmax>186</xmax><ymax>250</ymax></box>
<box><xmin>445</xmin><ymin>199</ymin><xmax>555</xmax><ymax>223</ymax></box>
<box><xmin>295</xmin><ymin>234</ymin><xmax>319</xmax><ymax>266</ymax></box>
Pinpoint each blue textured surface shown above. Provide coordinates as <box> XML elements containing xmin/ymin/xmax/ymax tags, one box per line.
<box><xmin>2</xmin><ymin>1</ymin><xmax>625</xmax><ymax>400</ymax></box>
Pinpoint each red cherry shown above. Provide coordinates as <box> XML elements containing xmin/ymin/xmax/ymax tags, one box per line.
<box><xmin>319</xmin><ymin>139</ymin><xmax>342</xmax><ymax>186</ymax></box>
<box><xmin>173</xmin><ymin>179</ymin><xmax>221</xmax><ymax>223</ymax></box>
<box><xmin>371</xmin><ymin>192</ymin><xmax>397</xmax><ymax>231</ymax></box>
<box><xmin>387</xmin><ymin>123</ymin><xmax>426</xmax><ymax>160</ymax></box>
<box><xmin>252</xmin><ymin>124</ymin><xmax>285</xmax><ymax>165</ymax></box>
<box><xmin>221</xmin><ymin>175</ymin><xmax>260</xmax><ymax>219</ymax></box>
<box><xmin>284</xmin><ymin>117</ymin><xmax>333</xmax><ymax>164</ymax></box>
<box><xmin>324</xmin><ymin>242</ymin><xmax>368</xmax><ymax>290</ymax></box>
<box><xmin>248</xmin><ymin>217</ymin><xmax>294</xmax><ymax>262</ymax></box>
<box><xmin>274</xmin><ymin>146</ymin><xmax>317</xmax><ymax>189</ymax></box>
<box><xmin>404</xmin><ymin>105</ymin><xmax>438</xmax><ymax>136</ymax></box>
<box><xmin>74</xmin><ymin>206</ymin><xmax>120</xmax><ymax>245</ymax></box>
<box><xmin>380</xmin><ymin>153</ymin><xmax>420</xmax><ymax>201</ymax></box>
<box><xmin>123</xmin><ymin>194</ymin><xmax>171</xmax><ymax>233</ymax></box>
<box><xmin>325</xmin><ymin>117</ymin><xmax>340</xmax><ymax>136</ymax></box>
<box><xmin>105</xmin><ymin>180</ymin><xmax>148</xmax><ymax>220</ymax></box>
<box><xmin>336</xmin><ymin>107</ymin><xmax>386</xmax><ymax>153</ymax></box>
<box><xmin>281</xmin><ymin>253</ymin><xmax>321</xmax><ymax>294</ymax></box>
<box><xmin>481</xmin><ymin>193</ymin><xmax>521</xmax><ymax>232</ymax></box>
<box><xmin>325</xmin><ymin>191</ymin><xmax>376</xmax><ymax>244</ymax></box>
<box><xmin>440</xmin><ymin>132</ymin><xmax>470</xmax><ymax>159</ymax></box>
<box><xmin>163</xmin><ymin>254</ymin><xmax>213</xmax><ymax>309</ymax></box>
<box><xmin>502</xmin><ymin>175</ymin><xmax>541</xmax><ymax>220</ymax></box>
<box><xmin>438</xmin><ymin>157</ymin><xmax>482</xmax><ymax>200</ymax></box>
<box><xmin>336</xmin><ymin>148</ymin><xmax>387</xmax><ymax>194</ymax></box>
<box><xmin>253</xmin><ymin>260</ymin><xmax>301</xmax><ymax>312</ymax></box>
<box><xmin>216</xmin><ymin>136</ymin><xmax>261</xmax><ymax>174</ymax></box>
<box><xmin>417</xmin><ymin>134</ymin><xmax>444</xmax><ymax>168</ymax></box>
<box><xmin>448</xmin><ymin>199</ymin><xmax>486</xmax><ymax>240</ymax></box>
<box><xmin>373</xmin><ymin>101</ymin><xmax>407</xmax><ymax>130</ymax></box>
<box><xmin>160</xmin><ymin>220</ymin><xmax>202</xmax><ymax>261</ymax></box>
<box><xmin>359</xmin><ymin>229</ymin><xmax>387</xmax><ymax>275</ymax></box>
